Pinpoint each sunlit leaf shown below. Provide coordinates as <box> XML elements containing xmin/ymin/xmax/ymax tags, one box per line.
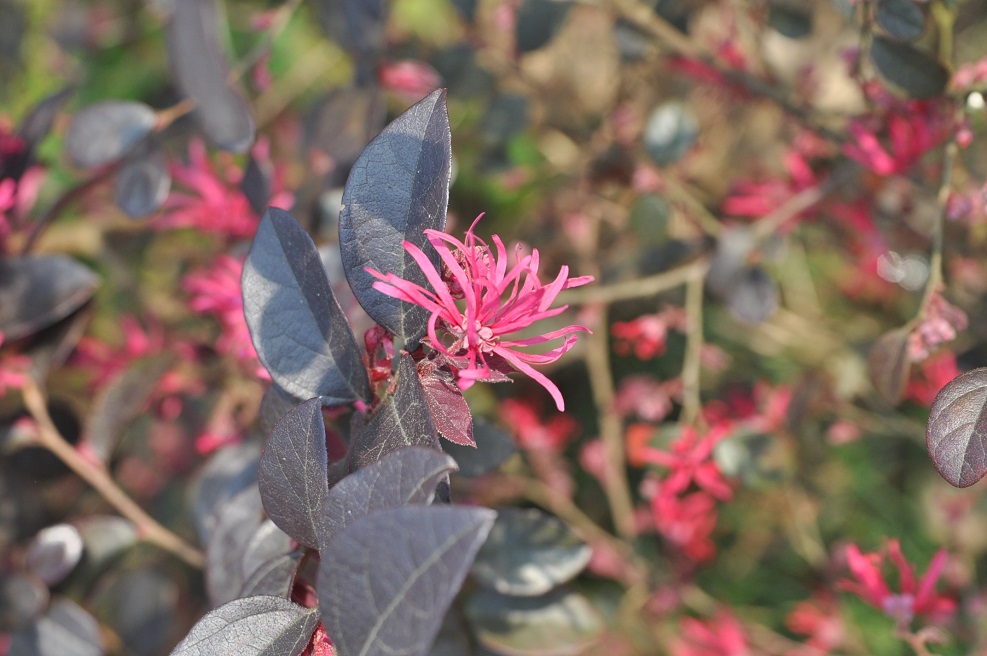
<box><xmin>927</xmin><ymin>368</ymin><xmax>987</xmax><ymax>488</ymax></box>
<box><xmin>170</xmin><ymin>596</ymin><xmax>319</xmax><ymax>656</ymax></box>
<box><xmin>420</xmin><ymin>369</ymin><xmax>473</xmax><ymax>446</ymax></box>
<box><xmin>643</xmin><ymin>101</ymin><xmax>698</xmax><ymax>167</ymax></box>
<box><xmin>65</xmin><ymin>100</ymin><xmax>156</xmax><ymax>168</ymax></box>
<box><xmin>26</xmin><ymin>524</ymin><xmax>83</xmax><ymax>587</ymax></box>
<box><xmin>0</xmin><ymin>256</ymin><xmax>99</xmax><ymax>342</ymax></box>
<box><xmin>319</xmin><ymin>505</ymin><xmax>496</xmax><ymax>656</ymax></box>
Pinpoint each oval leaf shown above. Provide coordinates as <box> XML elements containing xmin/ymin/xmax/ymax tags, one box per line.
<box><xmin>727</xmin><ymin>266</ymin><xmax>779</xmax><ymax>324</ymax></box>
<box><xmin>876</xmin><ymin>0</ymin><xmax>924</xmax><ymax>41</ymax></box>
<box><xmin>466</xmin><ymin>588</ymin><xmax>605</xmax><ymax>656</ymax></box>
<box><xmin>258</xmin><ymin>398</ymin><xmax>329</xmax><ymax>549</ymax></box>
<box><xmin>241</xmin><ymin>520</ymin><xmax>294</xmax><ymax>582</ymax></box>
<box><xmin>471</xmin><ymin>508</ymin><xmax>591</xmax><ymax>596</ymax></box>
<box><xmin>65</xmin><ymin>100</ymin><xmax>156</xmax><ymax>168</ymax></box>
<box><xmin>420</xmin><ymin>369</ymin><xmax>473</xmax><ymax>446</ymax></box>
<box><xmin>319</xmin><ymin>505</ymin><xmax>496</xmax><ymax>656</ymax></box>
<box><xmin>0</xmin><ymin>572</ymin><xmax>49</xmax><ymax>631</ymax></box>
<box><xmin>442</xmin><ymin>418</ymin><xmax>516</xmax><ymax>477</ymax></box>
<box><xmin>9</xmin><ymin>599</ymin><xmax>104</xmax><ymax>656</ymax></box>
<box><xmin>114</xmin><ymin>143</ymin><xmax>171</xmax><ymax>218</ymax></box>
<box><xmin>643</xmin><ymin>101</ymin><xmax>698</xmax><ymax>167</ymax></box>
<box><xmin>240</xmin><ymin>552</ymin><xmax>303</xmax><ymax>599</ymax></box>
<box><xmin>206</xmin><ymin>485</ymin><xmax>264</xmax><ymax>607</ymax></box>
<box><xmin>927</xmin><ymin>367</ymin><xmax>987</xmax><ymax>488</ymax></box>
<box><xmin>0</xmin><ymin>255</ymin><xmax>99</xmax><ymax>341</ymax></box>
<box><xmin>26</xmin><ymin>524</ymin><xmax>84</xmax><ymax>587</ymax></box>
<box><xmin>868</xmin><ymin>326</ymin><xmax>910</xmax><ymax>405</ymax></box>
<box><xmin>319</xmin><ymin>446</ymin><xmax>457</xmax><ymax>549</ymax></box>
<box><xmin>339</xmin><ymin>89</ymin><xmax>451</xmax><ymax>345</ymax></box>
<box><xmin>870</xmin><ymin>36</ymin><xmax>949</xmax><ymax>99</ymax></box>
<box><xmin>346</xmin><ymin>354</ymin><xmax>441</xmax><ymax>471</ymax></box>
<box><xmin>516</xmin><ymin>0</ymin><xmax>571</xmax><ymax>53</ymax></box>
<box><xmin>242</xmin><ymin>207</ymin><xmax>370</xmax><ymax>405</ymax></box>
<box><xmin>167</xmin><ymin>0</ymin><xmax>255</xmax><ymax>152</ymax></box>
<box><xmin>171</xmin><ymin>596</ymin><xmax>319</xmax><ymax>656</ymax></box>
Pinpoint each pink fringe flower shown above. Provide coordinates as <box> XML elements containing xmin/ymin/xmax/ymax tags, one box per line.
<box><xmin>368</xmin><ymin>214</ymin><xmax>593</xmax><ymax>411</ymax></box>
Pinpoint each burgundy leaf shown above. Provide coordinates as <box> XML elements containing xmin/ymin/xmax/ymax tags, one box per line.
<box><xmin>420</xmin><ymin>369</ymin><xmax>474</xmax><ymax>447</ymax></box>
<box><xmin>927</xmin><ymin>368</ymin><xmax>987</xmax><ymax>488</ymax></box>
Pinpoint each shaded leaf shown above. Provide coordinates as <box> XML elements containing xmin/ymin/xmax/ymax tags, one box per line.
<box><xmin>870</xmin><ymin>36</ymin><xmax>949</xmax><ymax>99</ymax></box>
<box><xmin>876</xmin><ymin>0</ymin><xmax>924</xmax><ymax>41</ymax></box>
<box><xmin>442</xmin><ymin>418</ymin><xmax>516</xmax><ymax>477</ymax></box>
<box><xmin>242</xmin><ymin>207</ymin><xmax>370</xmax><ymax>405</ymax></box>
<box><xmin>466</xmin><ymin>588</ymin><xmax>605</xmax><ymax>656</ymax></box>
<box><xmin>241</xmin><ymin>154</ymin><xmax>272</xmax><ymax>218</ymax></box>
<box><xmin>319</xmin><ymin>446</ymin><xmax>457</xmax><ymax>548</ymax></box>
<box><xmin>314</xmin><ymin>0</ymin><xmax>389</xmax><ymax>83</ymax></box>
<box><xmin>319</xmin><ymin>505</ymin><xmax>496</xmax><ymax>656</ymax></box>
<box><xmin>81</xmin><ymin>354</ymin><xmax>174</xmax><ymax>464</ymax></box>
<box><xmin>258</xmin><ymin>398</ymin><xmax>328</xmax><ymax>549</ymax></box>
<box><xmin>23</xmin><ymin>305</ymin><xmax>92</xmax><ymax>384</ymax></box>
<box><xmin>241</xmin><ymin>520</ymin><xmax>294</xmax><ymax>582</ymax></box>
<box><xmin>0</xmin><ymin>572</ymin><xmax>48</xmax><ymax>632</ymax></box>
<box><xmin>421</xmin><ymin>369</ymin><xmax>473</xmax><ymax>446</ymax></box>
<box><xmin>471</xmin><ymin>508</ymin><xmax>590</xmax><ymax>596</ymax></box>
<box><xmin>65</xmin><ymin>100</ymin><xmax>156</xmax><ymax>168</ymax></box>
<box><xmin>206</xmin><ymin>485</ymin><xmax>264</xmax><ymax>607</ymax></box>
<box><xmin>114</xmin><ymin>143</ymin><xmax>171</xmax><ymax>218</ymax></box>
<box><xmin>642</xmin><ymin>101</ymin><xmax>698</xmax><ymax>167</ymax></box>
<box><xmin>191</xmin><ymin>441</ymin><xmax>260</xmax><ymax>545</ymax></box>
<box><xmin>927</xmin><ymin>367</ymin><xmax>987</xmax><ymax>488</ymax></box>
<box><xmin>26</xmin><ymin>524</ymin><xmax>83</xmax><ymax>587</ymax></box>
<box><xmin>75</xmin><ymin>515</ymin><xmax>138</xmax><ymax>580</ymax></box>
<box><xmin>346</xmin><ymin>354</ymin><xmax>442</xmax><ymax>471</ymax></box>
<box><xmin>339</xmin><ymin>89</ymin><xmax>451</xmax><ymax>345</ymax></box>
<box><xmin>171</xmin><ymin>596</ymin><xmax>319</xmax><ymax>656</ymax></box>
<box><xmin>240</xmin><ymin>552</ymin><xmax>303</xmax><ymax>599</ymax></box>
<box><xmin>307</xmin><ymin>86</ymin><xmax>386</xmax><ymax>171</ymax></box>
<box><xmin>516</xmin><ymin>0</ymin><xmax>571</xmax><ymax>53</ymax></box>
<box><xmin>9</xmin><ymin>598</ymin><xmax>104</xmax><ymax>656</ymax></box>
<box><xmin>0</xmin><ymin>256</ymin><xmax>99</xmax><ymax>341</ymax></box>
<box><xmin>868</xmin><ymin>326</ymin><xmax>911</xmax><ymax>405</ymax></box>
<box><xmin>258</xmin><ymin>383</ymin><xmax>303</xmax><ymax>437</ymax></box>
<box><xmin>19</xmin><ymin>87</ymin><xmax>73</xmax><ymax>149</ymax></box>
<box><xmin>167</xmin><ymin>0</ymin><xmax>255</xmax><ymax>152</ymax></box>
<box><xmin>727</xmin><ymin>266</ymin><xmax>779</xmax><ymax>324</ymax></box>
<box><xmin>98</xmin><ymin>567</ymin><xmax>178</xmax><ymax>656</ymax></box>
<box><xmin>767</xmin><ymin>2</ymin><xmax>813</xmax><ymax>38</ymax></box>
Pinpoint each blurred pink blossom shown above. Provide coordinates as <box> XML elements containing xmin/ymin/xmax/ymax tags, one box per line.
<box><xmin>908</xmin><ymin>293</ymin><xmax>967</xmax><ymax>362</ymax></box>
<box><xmin>785</xmin><ymin>594</ymin><xmax>845</xmax><ymax>655</ymax></box>
<box><xmin>906</xmin><ymin>350</ymin><xmax>961</xmax><ymax>406</ymax></box>
<box><xmin>378</xmin><ymin>60</ymin><xmax>441</xmax><ymax>103</ymax></box>
<box><xmin>672</xmin><ymin>610</ymin><xmax>751</xmax><ymax>656</ymax></box>
<box><xmin>500</xmin><ymin>397</ymin><xmax>578</xmax><ymax>453</ymax></box>
<box><xmin>612</xmin><ymin>306</ymin><xmax>687</xmax><ymax>361</ymax></box>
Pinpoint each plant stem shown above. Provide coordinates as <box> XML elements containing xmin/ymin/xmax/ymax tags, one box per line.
<box><xmin>559</xmin><ymin>257</ymin><xmax>708</xmax><ymax>306</ymax></box>
<box><xmin>680</xmin><ymin>266</ymin><xmax>705</xmax><ymax>427</ymax></box>
<box><xmin>21</xmin><ymin>378</ymin><xmax>205</xmax><ymax>568</ymax></box>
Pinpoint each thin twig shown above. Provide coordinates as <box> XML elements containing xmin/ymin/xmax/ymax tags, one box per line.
<box><xmin>21</xmin><ymin>378</ymin><xmax>205</xmax><ymax>568</ymax></box>
<box><xmin>679</xmin><ymin>266</ymin><xmax>705</xmax><ymax>427</ymax></box>
<box><xmin>560</xmin><ymin>257</ymin><xmax>709</xmax><ymax>306</ymax></box>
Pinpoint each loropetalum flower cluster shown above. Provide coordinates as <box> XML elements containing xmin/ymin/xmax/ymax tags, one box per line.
<box><xmin>369</xmin><ymin>214</ymin><xmax>593</xmax><ymax>411</ymax></box>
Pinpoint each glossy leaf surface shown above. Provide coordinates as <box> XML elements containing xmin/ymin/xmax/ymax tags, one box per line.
<box><xmin>319</xmin><ymin>505</ymin><xmax>496</xmax><ymax>656</ymax></box>
<box><xmin>339</xmin><ymin>89</ymin><xmax>451</xmax><ymax>345</ymax></box>
<box><xmin>26</xmin><ymin>524</ymin><xmax>83</xmax><ymax>587</ymax></box>
<box><xmin>870</xmin><ymin>36</ymin><xmax>948</xmax><ymax>99</ymax></box>
<box><xmin>242</xmin><ymin>208</ymin><xmax>370</xmax><ymax>405</ymax></box>
<box><xmin>258</xmin><ymin>398</ymin><xmax>329</xmax><ymax>549</ymax></box>
<box><xmin>319</xmin><ymin>446</ymin><xmax>457</xmax><ymax>548</ymax></box>
<box><xmin>171</xmin><ymin>596</ymin><xmax>319</xmax><ymax>656</ymax></box>
<box><xmin>114</xmin><ymin>143</ymin><xmax>171</xmax><ymax>218</ymax></box>
<box><xmin>927</xmin><ymin>368</ymin><xmax>987</xmax><ymax>488</ymax></box>
<box><xmin>471</xmin><ymin>508</ymin><xmax>591</xmax><ymax>596</ymax></box>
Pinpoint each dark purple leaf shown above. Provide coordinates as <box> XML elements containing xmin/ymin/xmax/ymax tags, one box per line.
<box><xmin>314</xmin><ymin>0</ymin><xmax>389</xmax><ymax>82</ymax></box>
<box><xmin>868</xmin><ymin>326</ymin><xmax>910</xmax><ymax>405</ymax></box>
<box><xmin>319</xmin><ymin>446</ymin><xmax>457</xmax><ymax>548</ymax></box>
<box><xmin>767</xmin><ymin>2</ymin><xmax>812</xmax><ymax>39</ymax></box>
<box><xmin>75</xmin><ymin>516</ymin><xmax>138</xmax><ymax>579</ymax></box>
<box><xmin>241</xmin><ymin>520</ymin><xmax>294</xmax><ymax>582</ymax></box>
<box><xmin>65</xmin><ymin>100</ymin><xmax>156</xmax><ymax>168</ymax></box>
<box><xmin>258</xmin><ymin>383</ymin><xmax>303</xmax><ymax>437</ymax></box>
<box><xmin>258</xmin><ymin>398</ymin><xmax>328</xmax><ymax>549</ymax></box>
<box><xmin>23</xmin><ymin>305</ymin><xmax>91</xmax><ymax>384</ymax></box>
<box><xmin>471</xmin><ymin>508</ymin><xmax>591</xmax><ymax>596</ymax></box>
<box><xmin>429</xmin><ymin>608</ymin><xmax>477</xmax><ymax>656</ymax></box>
<box><xmin>319</xmin><ymin>505</ymin><xmax>496</xmax><ymax>656</ymax></box>
<box><xmin>876</xmin><ymin>0</ymin><xmax>924</xmax><ymax>41</ymax></box>
<box><xmin>9</xmin><ymin>598</ymin><xmax>104</xmax><ymax>656</ymax></box>
<box><xmin>0</xmin><ymin>255</ymin><xmax>99</xmax><ymax>341</ymax></box>
<box><xmin>727</xmin><ymin>266</ymin><xmax>779</xmax><ymax>324</ymax></box>
<box><xmin>346</xmin><ymin>354</ymin><xmax>442</xmax><ymax>471</ymax></box>
<box><xmin>18</xmin><ymin>88</ymin><xmax>73</xmax><ymax>149</ymax></box>
<box><xmin>465</xmin><ymin>588</ymin><xmax>605</xmax><ymax>656</ymax></box>
<box><xmin>242</xmin><ymin>208</ymin><xmax>370</xmax><ymax>405</ymax></box>
<box><xmin>167</xmin><ymin>0</ymin><xmax>255</xmax><ymax>152</ymax></box>
<box><xmin>339</xmin><ymin>89</ymin><xmax>451</xmax><ymax>345</ymax></box>
<box><xmin>170</xmin><ymin>596</ymin><xmax>319</xmax><ymax>656</ymax></box>
<box><xmin>516</xmin><ymin>0</ymin><xmax>571</xmax><ymax>53</ymax></box>
<box><xmin>81</xmin><ymin>354</ymin><xmax>174</xmax><ymax>464</ymax></box>
<box><xmin>927</xmin><ymin>368</ymin><xmax>987</xmax><ymax>488</ymax></box>
<box><xmin>241</xmin><ymin>154</ymin><xmax>272</xmax><ymax>218</ymax></box>
<box><xmin>240</xmin><ymin>552</ymin><xmax>303</xmax><ymax>599</ymax></box>
<box><xmin>421</xmin><ymin>369</ymin><xmax>474</xmax><ymax>446</ymax></box>
<box><xmin>206</xmin><ymin>485</ymin><xmax>264</xmax><ymax>607</ymax></box>
<box><xmin>306</xmin><ymin>86</ymin><xmax>386</xmax><ymax>171</ymax></box>
<box><xmin>26</xmin><ymin>524</ymin><xmax>83</xmax><ymax>587</ymax></box>
<box><xmin>642</xmin><ymin>101</ymin><xmax>698</xmax><ymax>166</ymax></box>
<box><xmin>191</xmin><ymin>442</ymin><xmax>260</xmax><ymax>545</ymax></box>
<box><xmin>114</xmin><ymin>142</ymin><xmax>171</xmax><ymax>218</ymax></box>
<box><xmin>442</xmin><ymin>418</ymin><xmax>516</xmax><ymax>477</ymax></box>
<box><xmin>870</xmin><ymin>36</ymin><xmax>948</xmax><ymax>99</ymax></box>
<box><xmin>97</xmin><ymin>567</ymin><xmax>178</xmax><ymax>656</ymax></box>
<box><xmin>0</xmin><ymin>572</ymin><xmax>48</xmax><ymax>631</ymax></box>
